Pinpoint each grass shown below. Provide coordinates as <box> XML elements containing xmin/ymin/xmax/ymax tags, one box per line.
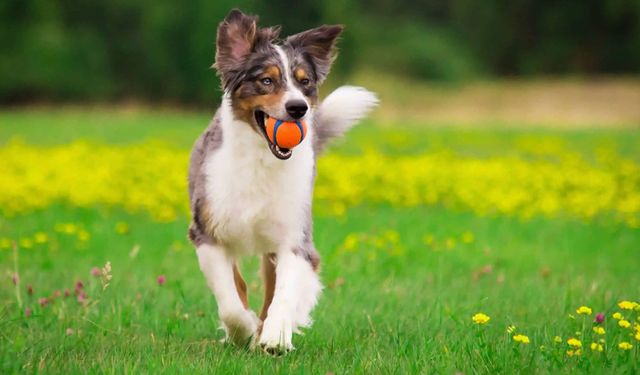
<box><xmin>1</xmin><ymin>108</ymin><xmax>639</xmax><ymax>374</ymax></box>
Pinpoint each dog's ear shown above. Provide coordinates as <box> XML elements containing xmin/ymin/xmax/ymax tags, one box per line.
<box><xmin>286</xmin><ymin>25</ymin><xmax>344</xmax><ymax>83</ymax></box>
<box><xmin>215</xmin><ymin>9</ymin><xmax>258</xmax><ymax>75</ymax></box>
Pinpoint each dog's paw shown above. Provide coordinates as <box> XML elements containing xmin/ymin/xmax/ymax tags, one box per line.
<box><xmin>257</xmin><ymin>311</ymin><xmax>294</xmax><ymax>354</ymax></box>
<box><xmin>220</xmin><ymin>308</ymin><xmax>260</xmax><ymax>346</ymax></box>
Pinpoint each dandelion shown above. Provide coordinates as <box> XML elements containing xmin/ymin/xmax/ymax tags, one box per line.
<box><xmin>77</xmin><ymin>230</ymin><xmax>90</xmax><ymax>242</ymax></box>
<box><xmin>618</xmin><ymin>301</ymin><xmax>639</xmax><ymax>310</ymax></box>
<box><xmin>91</xmin><ymin>267</ymin><xmax>101</xmax><ymax>277</ymax></box>
<box><xmin>612</xmin><ymin>312</ymin><xmax>623</xmax><ymax>320</ymax></box>
<box><xmin>619</xmin><ymin>319</ymin><xmax>631</xmax><ymax>328</ymax></box>
<box><xmin>34</xmin><ymin>232</ymin><xmax>48</xmax><ymax>244</ymax></box>
<box><xmin>593</xmin><ymin>326</ymin><xmax>605</xmax><ymax>335</ymax></box>
<box><xmin>507</xmin><ymin>325</ymin><xmax>516</xmax><ymax>334</ymax></box>
<box><xmin>19</xmin><ymin>238</ymin><xmax>33</xmax><ymax>249</ymax></box>
<box><xmin>554</xmin><ymin>336</ymin><xmax>563</xmax><ymax>344</ymax></box>
<box><xmin>567</xmin><ymin>349</ymin><xmax>581</xmax><ymax>357</ymax></box>
<box><xmin>567</xmin><ymin>338</ymin><xmax>582</xmax><ymax>348</ymax></box>
<box><xmin>461</xmin><ymin>231</ymin><xmax>475</xmax><ymax>244</ymax></box>
<box><xmin>513</xmin><ymin>334</ymin><xmax>530</xmax><ymax>344</ymax></box>
<box><xmin>618</xmin><ymin>342</ymin><xmax>633</xmax><ymax>350</ymax></box>
<box><xmin>157</xmin><ymin>275</ymin><xmax>167</xmax><ymax>286</ymax></box>
<box><xmin>0</xmin><ymin>238</ymin><xmax>12</xmax><ymax>250</ymax></box>
<box><xmin>472</xmin><ymin>313</ymin><xmax>490</xmax><ymax>325</ymax></box>
<box><xmin>594</xmin><ymin>313</ymin><xmax>604</xmax><ymax>324</ymax></box>
<box><xmin>576</xmin><ymin>306</ymin><xmax>592</xmax><ymax>315</ymax></box>
<box><xmin>634</xmin><ymin>332</ymin><xmax>640</xmax><ymax>341</ymax></box>
<box><xmin>24</xmin><ymin>308</ymin><xmax>32</xmax><ymax>318</ymax></box>
<box><xmin>590</xmin><ymin>342</ymin><xmax>604</xmax><ymax>352</ymax></box>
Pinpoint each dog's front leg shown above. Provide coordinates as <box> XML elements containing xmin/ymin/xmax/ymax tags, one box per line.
<box><xmin>258</xmin><ymin>249</ymin><xmax>321</xmax><ymax>354</ymax></box>
<box><xmin>196</xmin><ymin>243</ymin><xmax>259</xmax><ymax>345</ymax></box>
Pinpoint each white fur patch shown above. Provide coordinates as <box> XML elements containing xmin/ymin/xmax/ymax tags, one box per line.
<box><xmin>203</xmin><ymin>96</ymin><xmax>315</xmax><ymax>257</ymax></box>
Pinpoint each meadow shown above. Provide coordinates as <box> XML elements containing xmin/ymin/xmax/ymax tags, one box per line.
<box><xmin>0</xmin><ymin>108</ymin><xmax>639</xmax><ymax>374</ymax></box>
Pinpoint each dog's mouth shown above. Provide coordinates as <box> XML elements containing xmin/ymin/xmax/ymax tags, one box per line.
<box><xmin>254</xmin><ymin>110</ymin><xmax>293</xmax><ymax>160</ymax></box>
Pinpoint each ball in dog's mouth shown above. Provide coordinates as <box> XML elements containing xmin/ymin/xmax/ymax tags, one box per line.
<box><xmin>255</xmin><ymin>110</ymin><xmax>293</xmax><ymax>160</ymax></box>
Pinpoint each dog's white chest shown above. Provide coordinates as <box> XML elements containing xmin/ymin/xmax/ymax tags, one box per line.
<box><xmin>204</xmin><ymin>126</ymin><xmax>314</xmax><ymax>256</ymax></box>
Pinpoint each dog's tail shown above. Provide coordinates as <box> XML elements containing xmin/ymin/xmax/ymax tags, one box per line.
<box><xmin>313</xmin><ymin>86</ymin><xmax>378</xmax><ymax>153</ymax></box>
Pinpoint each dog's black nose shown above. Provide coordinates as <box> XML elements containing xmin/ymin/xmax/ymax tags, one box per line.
<box><xmin>285</xmin><ymin>100</ymin><xmax>308</xmax><ymax>119</ymax></box>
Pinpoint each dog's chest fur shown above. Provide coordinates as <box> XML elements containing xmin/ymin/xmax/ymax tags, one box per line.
<box><xmin>203</xmin><ymin>106</ymin><xmax>315</xmax><ymax>256</ymax></box>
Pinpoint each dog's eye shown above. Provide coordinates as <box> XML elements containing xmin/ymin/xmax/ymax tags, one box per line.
<box><xmin>260</xmin><ymin>77</ymin><xmax>273</xmax><ymax>86</ymax></box>
<box><xmin>300</xmin><ymin>78</ymin><xmax>310</xmax><ymax>86</ymax></box>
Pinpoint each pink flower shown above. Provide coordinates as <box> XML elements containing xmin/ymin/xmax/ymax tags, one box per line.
<box><xmin>594</xmin><ymin>313</ymin><xmax>605</xmax><ymax>324</ymax></box>
<box><xmin>24</xmin><ymin>308</ymin><xmax>32</xmax><ymax>318</ymax></box>
<box><xmin>11</xmin><ymin>273</ymin><xmax>19</xmax><ymax>285</ymax></box>
<box><xmin>52</xmin><ymin>290</ymin><xmax>62</xmax><ymax>299</ymax></box>
<box><xmin>38</xmin><ymin>297</ymin><xmax>48</xmax><ymax>307</ymax></box>
<box><xmin>27</xmin><ymin>285</ymin><xmax>33</xmax><ymax>295</ymax></box>
<box><xmin>91</xmin><ymin>267</ymin><xmax>101</xmax><ymax>277</ymax></box>
<box><xmin>63</xmin><ymin>289</ymin><xmax>71</xmax><ymax>298</ymax></box>
<box><xmin>77</xmin><ymin>291</ymin><xmax>87</xmax><ymax>305</ymax></box>
<box><xmin>74</xmin><ymin>281</ymin><xmax>84</xmax><ymax>293</ymax></box>
<box><xmin>157</xmin><ymin>275</ymin><xmax>166</xmax><ymax>286</ymax></box>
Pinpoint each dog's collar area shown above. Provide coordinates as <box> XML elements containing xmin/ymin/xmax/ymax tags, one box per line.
<box><xmin>254</xmin><ymin>110</ymin><xmax>293</xmax><ymax>160</ymax></box>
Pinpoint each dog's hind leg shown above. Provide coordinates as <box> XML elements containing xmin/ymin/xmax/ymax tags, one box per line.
<box><xmin>259</xmin><ymin>253</ymin><xmax>277</xmax><ymax>322</ymax></box>
<box><xmin>196</xmin><ymin>243</ymin><xmax>260</xmax><ymax>345</ymax></box>
<box><xmin>257</xmin><ymin>249</ymin><xmax>322</xmax><ymax>354</ymax></box>
<box><xmin>233</xmin><ymin>263</ymin><xmax>249</xmax><ymax>309</ymax></box>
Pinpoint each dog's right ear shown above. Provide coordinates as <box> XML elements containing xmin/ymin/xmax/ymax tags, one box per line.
<box><xmin>214</xmin><ymin>9</ymin><xmax>258</xmax><ymax>75</ymax></box>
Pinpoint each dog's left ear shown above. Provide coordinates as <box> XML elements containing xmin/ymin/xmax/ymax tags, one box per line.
<box><xmin>286</xmin><ymin>25</ymin><xmax>344</xmax><ymax>83</ymax></box>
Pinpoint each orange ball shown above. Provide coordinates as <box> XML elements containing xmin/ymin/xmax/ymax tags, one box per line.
<box><xmin>265</xmin><ymin>117</ymin><xmax>307</xmax><ymax>149</ymax></box>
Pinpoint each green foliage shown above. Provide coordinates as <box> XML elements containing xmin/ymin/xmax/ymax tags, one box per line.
<box><xmin>1</xmin><ymin>0</ymin><xmax>639</xmax><ymax>104</ymax></box>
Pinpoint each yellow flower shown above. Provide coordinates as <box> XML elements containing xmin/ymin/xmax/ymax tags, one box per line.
<box><xmin>554</xmin><ymin>336</ymin><xmax>563</xmax><ymax>344</ymax></box>
<box><xmin>567</xmin><ymin>349</ymin><xmax>582</xmax><ymax>357</ymax></box>
<box><xmin>612</xmin><ymin>312</ymin><xmax>623</xmax><ymax>320</ymax></box>
<box><xmin>593</xmin><ymin>326</ymin><xmax>605</xmax><ymax>335</ymax></box>
<box><xmin>506</xmin><ymin>325</ymin><xmax>516</xmax><ymax>334</ymax></box>
<box><xmin>567</xmin><ymin>338</ymin><xmax>582</xmax><ymax>348</ymax></box>
<box><xmin>590</xmin><ymin>342</ymin><xmax>604</xmax><ymax>352</ymax></box>
<box><xmin>0</xmin><ymin>238</ymin><xmax>12</xmax><ymax>250</ymax></box>
<box><xmin>77</xmin><ymin>230</ymin><xmax>90</xmax><ymax>242</ymax></box>
<box><xmin>576</xmin><ymin>306</ymin><xmax>592</xmax><ymax>315</ymax></box>
<box><xmin>34</xmin><ymin>232</ymin><xmax>48</xmax><ymax>244</ymax></box>
<box><xmin>472</xmin><ymin>313</ymin><xmax>490</xmax><ymax>325</ymax></box>
<box><xmin>619</xmin><ymin>319</ymin><xmax>631</xmax><ymax>328</ymax></box>
<box><xmin>618</xmin><ymin>342</ymin><xmax>633</xmax><ymax>350</ymax></box>
<box><xmin>634</xmin><ymin>332</ymin><xmax>640</xmax><ymax>341</ymax></box>
<box><xmin>461</xmin><ymin>231</ymin><xmax>475</xmax><ymax>244</ymax></box>
<box><xmin>19</xmin><ymin>238</ymin><xmax>33</xmax><ymax>249</ymax></box>
<box><xmin>618</xmin><ymin>301</ymin><xmax>639</xmax><ymax>310</ymax></box>
<box><xmin>513</xmin><ymin>334</ymin><xmax>530</xmax><ymax>344</ymax></box>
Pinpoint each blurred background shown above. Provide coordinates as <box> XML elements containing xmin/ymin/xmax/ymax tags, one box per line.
<box><xmin>1</xmin><ymin>2</ymin><xmax>640</xmax><ymax>373</ymax></box>
<box><xmin>1</xmin><ymin>0</ymin><xmax>639</xmax><ymax>126</ymax></box>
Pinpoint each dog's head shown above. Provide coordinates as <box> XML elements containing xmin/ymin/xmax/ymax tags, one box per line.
<box><xmin>214</xmin><ymin>9</ymin><xmax>343</xmax><ymax>160</ymax></box>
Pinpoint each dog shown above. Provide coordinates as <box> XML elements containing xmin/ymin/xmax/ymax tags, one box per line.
<box><xmin>187</xmin><ymin>9</ymin><xmax>377</xmax><ymax>353</ymax></box>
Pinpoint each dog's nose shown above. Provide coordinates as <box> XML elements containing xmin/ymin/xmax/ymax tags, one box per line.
<box><xmin>285</xmin><ymin>100</ymin><xmax>308</xmax><ymax>119</ymax></box>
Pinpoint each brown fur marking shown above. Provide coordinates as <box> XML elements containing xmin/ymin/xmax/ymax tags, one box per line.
<box><xmin>233</xmin><ymin>264</ymin><xmax>249</xmax><ymax>309</ymax></box>
<box><xmin>259</xmin><ymin>253</ymin><xmax>277</xmax><ymax>321</ymax></box>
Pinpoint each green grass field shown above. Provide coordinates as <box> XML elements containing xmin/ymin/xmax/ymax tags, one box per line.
<box><xmin>1</xmin><ymin>108</ymin><xmax>639</xmax><ymax>374</ymax></box>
